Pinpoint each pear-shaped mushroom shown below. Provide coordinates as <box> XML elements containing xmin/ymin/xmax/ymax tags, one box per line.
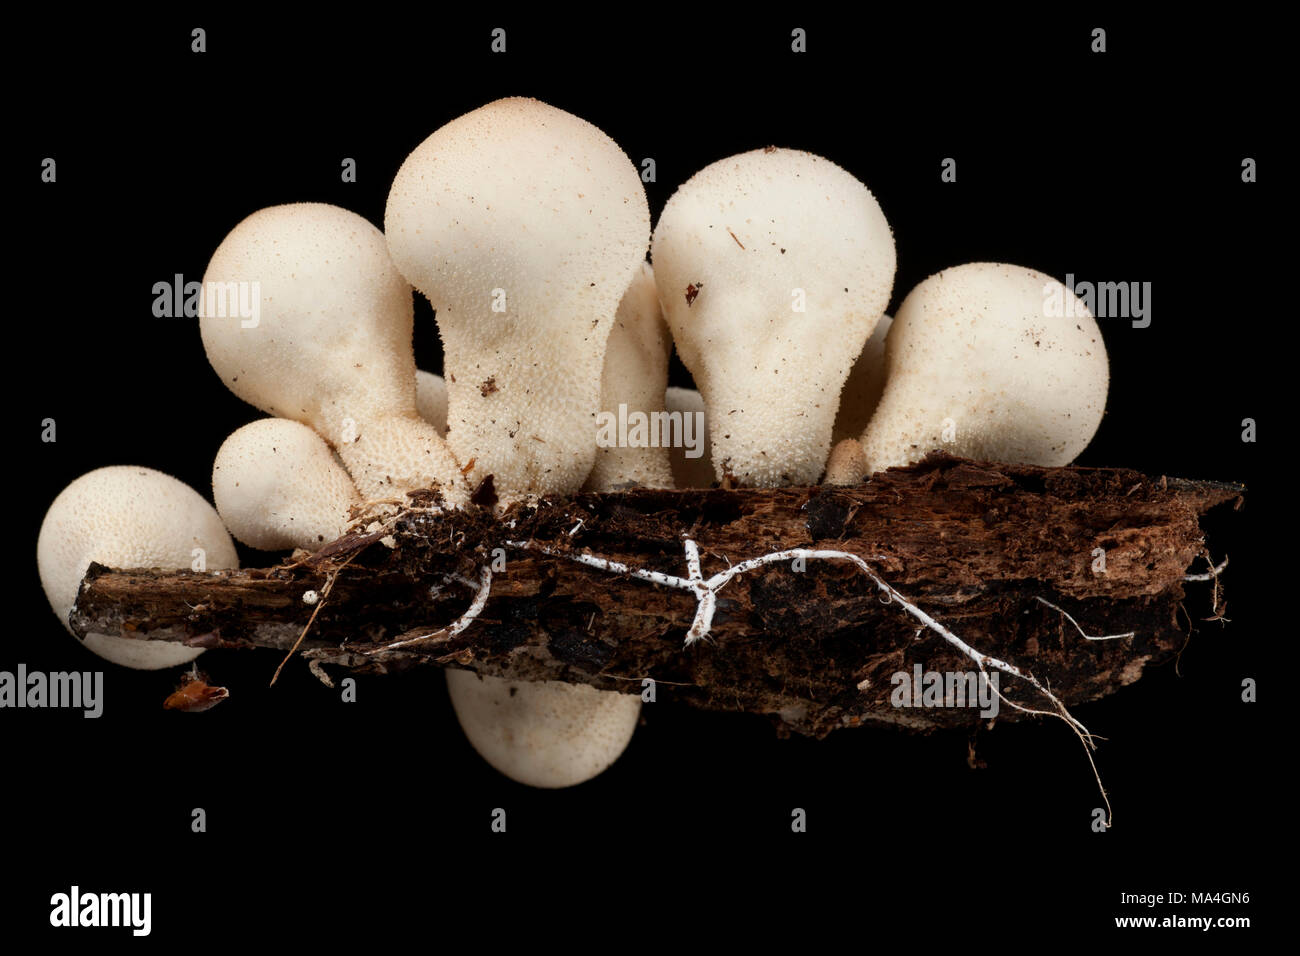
<box><xmin>386</xmin><ymin>97</ymin><xmax>650</xmax><ymax>502</ymax></box>
<box><xmin>199</xmin><ymin>203</ymin><xmax>467</xmax><ymax>504</ymax></box>
<box><xmin>652</xmin><ymin>148</ymin><xmax>895</xmax><ymax>486</ymax></box>
<box><xmin>860</xmin><ymin>263</ymin><xmax>1108</xmax><ymax>473</ymax></box>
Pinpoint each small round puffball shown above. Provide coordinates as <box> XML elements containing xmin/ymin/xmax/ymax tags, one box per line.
<box><xmin>861</xmin><ymin>263</ymin><xmax>1109</xmax><ymax>472</ymax></box>
<box><xmin>446</xmin><ymin>670</ymin><xmax>641</xmax><ymax>788</ymax></box>
<box><xmin>37</xmin><ymin>466</ymin><xmax>239</xmax><ymax>669</ymax></box>
<box><xmin>415</xmin><ymin>370</ymin><xmax>448</xmax><ymax>436</ymax></box>
<box><xmin>213</xmin><ymin>419</ymin><xmax>359</xmax><ymax>551</ymax></box>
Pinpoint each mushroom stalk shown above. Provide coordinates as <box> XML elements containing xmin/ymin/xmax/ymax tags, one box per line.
<box><xmin>584</xmin><ymin>262</ymin><xmax>675</xmax><ymax>491</ymax></box>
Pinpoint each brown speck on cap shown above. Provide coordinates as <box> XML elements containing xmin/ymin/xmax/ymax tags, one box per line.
<box><xmin>470</xmin><ymin>473</ymin><xmax>498</xmax><ymax>509</ymax></box>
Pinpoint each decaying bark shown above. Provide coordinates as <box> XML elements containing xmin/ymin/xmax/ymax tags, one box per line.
<box><xmin>70</xmin><ymin>454</ymin><xmax>1241</xmax><ymax>737</ymax></box>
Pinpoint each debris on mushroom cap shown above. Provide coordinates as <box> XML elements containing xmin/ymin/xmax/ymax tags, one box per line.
<box><xmin>584</xmin><ymin>262</ymin><xmax>675</xmax><ymax>492</ymax></box>
<box><xmin>831</xmin><ymin>314</ymin><xmax>893</xmax><ymax>446</ymax></box>
<box><xmin>445</xmin><ymin>670</ymin><xmax>641</xmax><ymax>789</ymax></box>
<box><xmin>36</xmin><ymin>467</ymin><xmax>239</xmax><ymax>670</ymax></box>
<box><xmin>414</xmin><ymin>370</ymin><xmax>449</xmax><ymax>437</ymax></box>
<box><xmin>651</xmin><ymin>147</ymin><xmax>896</xmax><ymax>488</ymax></box>
<box><xmin>385</xmin><ymin>97</ymin><xmax>651</xmax><ymax>501</ymax></box>
<box><xmin>198</xmin><ymin>202</ymin><xmax>467</xmax><ymax>504</ymax></box>
<box><xmin>860</xmin><ymin>262</ymin><xmax>1109</xmax><ymax>473</ymax></box>
<box><xmin>664</xmin><ymin>386</ymin><xmax>714</xmax><ymax>489</ymax></box>
<box><xmin>823</xmin><ymin>438</ymin><xmax>869</xmax><ymax>486</ymax></box>
<box><xmin>212</xmin><ymin>418</ymin><xmax>359</xmax><ymax>552</ymax></box>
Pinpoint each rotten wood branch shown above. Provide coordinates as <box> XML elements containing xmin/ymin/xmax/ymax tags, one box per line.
<box><xmin>69</xmin><ymin>454</ymin><xmax>1242</xmax><ymax>737</ymax></box>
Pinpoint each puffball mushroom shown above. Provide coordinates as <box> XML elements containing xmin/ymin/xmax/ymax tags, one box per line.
<box><xmin>664</xmin><ymin>387</ymin><xmax>714</xmax><ymax>488</ymax></box>
<box><xmin>445</xmin><ymin>670</ymin><xmax>640</xmax><ymax>789</ymax></box>
<box><xmin>831</xmin><ymin>314</ymin><xmax>893</xmax><ymax>446</ymax></box>
<box><xmin>385</xmin><ymin>96</ymin><xmax>651</xmax><ymax>501</ymax></box>
<box><xmin>212</xmin><ymin>419</ymin><xmax>359</xmax><ymax>551</ymax></box>
<box><xmin>415</xmin><ymin>370</ymin><xmax>449</xmax><ymax>437</ymax></box>
<box><xmin>652</xmin><ymin>148</ymin><xmax>896</xmax><ymax>487</ymax></box>
<box><xmin>37</xmin><ymin>466</ymin><xmax>238</xmax><ymax>669</ymax></box>
<box><xmin>199</xmin><ymin>202</ymin><xmax>467</xmax><ymax>505</ymax></box>
<box><xmin>584</xmin><ymin>262</ymin><xmax>674</xmax><ymax>491</ymax></box>
<box><xmin>860</xmin><ymin>263</ymin><xmax>1109</xmax><ymax>473</ymax></box>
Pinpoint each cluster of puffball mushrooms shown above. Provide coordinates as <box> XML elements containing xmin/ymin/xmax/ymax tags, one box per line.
<box><xmin>36</xmin><ymin>97</ymin><xmax>1108</xmax><ymax>788</ymax></box>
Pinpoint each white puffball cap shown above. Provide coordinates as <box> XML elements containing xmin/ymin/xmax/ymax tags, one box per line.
<box><xmin>213</xmin><ymin>419</ymin><xmax>359</xmax><ymax>551</ymax></box>
<box><xmin>652</xmin><ymin>147</ymin><xmax>896</xmax><ymax>486</ymax></box>
<box><xmin>385</xmin><ymin>97</ymin><xmax>650</xmax><ymax>339</ymax></box>
<box><xmin>446</xmin><ymin>670</ymin><xmax>641</xmax><ymax>788</ymax></box>
<box><xmin>37</xmin><ymin>466</ymin><xmax>239</xmax><ymax>669</ymax></box>
<box><xmin>861</xmin><ymin>262</ymin><xmax>1109</xmax><ymax>472</ymax></box>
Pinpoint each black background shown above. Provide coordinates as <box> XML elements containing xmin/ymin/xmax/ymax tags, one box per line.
<box><xmin>8</xmin><ymin>9</ymin><xmax>1281</xmax><ymax>942</ymax></box>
